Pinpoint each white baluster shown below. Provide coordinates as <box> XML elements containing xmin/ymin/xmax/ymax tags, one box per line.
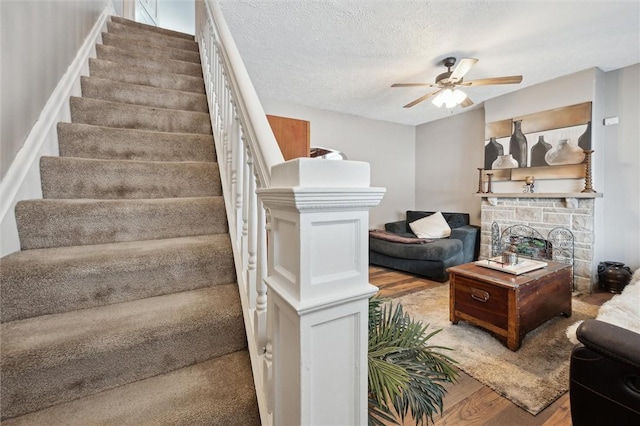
<box><xmin>241</xmin><ymin>143</ymin><xmax>250</xmax><ymax>270</ymax></box>
<box><xmin>254</xmin><ymin>195</ymin><xmax>268</xmax><ymax>351</ymax></box>
<box><xmin>211</xmin><ymin>43</ymin><xmax>219</xmax><ymax>138</ymax></box>
<box><xmin>219</xmin><ymin>81</ymin><xmax>228</xmax><ymax>173</ymax></box>
<box><xmin>235</xmin><ymin>129</ymin><xmax>245</xmax><ymax>240</ymax></box>
<box><xmin>214</xmin><ymin>47</ymin><xmax>223</xmax><ymax>138</ymax></box>
<box><xmin>246</xmin><ymin>161</ymin><xmax>257</xmax><ymax>311</ymax></box>
<box><xmin>229</xmin><ymin>107</ymin><xmax>239</xmax><ymax>231</ymax></box>
<box><xmin>226</xmin><ymin>98</ymin><xmax>234</xmax><ymax>187</ymax></box>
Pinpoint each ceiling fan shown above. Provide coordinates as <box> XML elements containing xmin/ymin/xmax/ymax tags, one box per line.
<box><xmin>392</xmin><ymin>57</ymin><xmax>523</xmax><ymax>109</ymax></box>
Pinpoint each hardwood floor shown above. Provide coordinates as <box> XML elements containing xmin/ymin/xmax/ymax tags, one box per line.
<box><xmin>369</xmin><ymin>266</ymin><xmax>613</xmax><ymax>426</ymax></box>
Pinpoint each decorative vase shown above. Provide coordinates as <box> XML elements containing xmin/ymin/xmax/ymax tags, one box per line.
<box><xmin>544</xmin><ymin>139</ymin><xmax>586</xmax><ymax>165</ymax></box>
<box><xmin>492</xmin><ymin>154</ymin><xmax>519</xmax><ymax>169</ymax></box>
<box><xmin>530</xmin><ymin>136</ymin><xmax>552</xmax><ymax>167</ymax></box>
<box><xmin>578</xmin><ymin>121</ymin><xmax>592</xmax><ymax>150</ymax></box>
<box><xmin>484</xmin><ymin>137</ymin><xmax>504</xmax><ymax>170</ymax></box>
<box><xmin>509</xmin><ymin>120</ymin><xmax>528</xmax><ymax>168</ymax></box>
<box><xmin>598</xmin><ymin>261</ymin><xmax>632</xmax><ymax>294</ymax></box>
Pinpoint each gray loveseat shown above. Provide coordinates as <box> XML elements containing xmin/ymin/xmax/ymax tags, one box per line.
<box><xmin>369</xmin><ymin>211</ymin><xmax>480</xmax><ymax>282</ymax></box>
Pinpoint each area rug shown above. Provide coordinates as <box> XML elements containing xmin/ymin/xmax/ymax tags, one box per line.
<box><xmin>394</xmin><ymin>285</ymin><xmax>599</xmax><ymax>415</ymax></box>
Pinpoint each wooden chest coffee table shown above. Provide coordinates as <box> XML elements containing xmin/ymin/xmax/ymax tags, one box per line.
<box><xmin>448</xmin><ymin>260</ymin><xmax>572</xmax><ymax>351</ymax></box>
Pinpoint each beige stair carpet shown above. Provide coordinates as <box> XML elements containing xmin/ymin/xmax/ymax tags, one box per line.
<box><xmin>0</xmin><ymin>15</ymin><xmax>260</xmax><ymax>424</ymax></box>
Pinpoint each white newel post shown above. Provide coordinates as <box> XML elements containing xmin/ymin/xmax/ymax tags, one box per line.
<box><xmin>258</xmin><ymin>158</ymin><xmax>385</xmax><ymax>426</ymax></box>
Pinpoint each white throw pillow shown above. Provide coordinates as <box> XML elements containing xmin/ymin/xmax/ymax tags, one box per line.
<box><xmin>409</xmin><ymin>212</ymin><xmax>451</xmax><ymax>239</ymax></box>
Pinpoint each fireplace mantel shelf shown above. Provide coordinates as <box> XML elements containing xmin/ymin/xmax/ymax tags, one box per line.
<box><xmin>473</xmin><ymin>192</ymin><xmax>603</xmax><ymax>199</ymax></box>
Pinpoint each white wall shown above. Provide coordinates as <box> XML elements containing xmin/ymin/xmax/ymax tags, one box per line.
<box><xmin>157</xmin><ymin>0</ymin><xmax>195</xmax><ymax>35</ymax></box>
<box><xmin>0</xmin><ymin>0</ymin><xmax>108</xmax><ymax>180</ymax></box>
<box><xmin>414</xmin><ymin>108</ymin><xmax>485</xmax><ymax>225</ymax></box>
<box><xmin>112</xmin><ymin>0</ymin><xmax>123</xmax><ymax>16</ymax></box>
<box><xmin>260</xmin><ymin>99</ymin><xmax>416</xmax><ymax>229</ymax></box>
<box><xmin>601</xmin><ymin>64</ymin><xmax>640</xmax><ymax>270</ymax></box>
<box><xmin>1</xmin><ymin>0</ymin><xmax>112</xmax><ymax>256</ymax></box>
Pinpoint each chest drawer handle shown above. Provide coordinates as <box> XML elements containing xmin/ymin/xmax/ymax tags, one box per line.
<box><xmin>471</xmin><ymin>288</ymin><xmax>490</xmax><ymax>302</ymax></box>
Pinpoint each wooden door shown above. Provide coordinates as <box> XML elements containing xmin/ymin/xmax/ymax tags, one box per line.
<box><xmin>266</xmin><ymin>115</ymin><xmax>310</xmax><ymax>161</ymax></box>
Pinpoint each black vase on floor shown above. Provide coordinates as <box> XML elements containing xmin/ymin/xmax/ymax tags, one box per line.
<box><xmin>509</xmin><ymin>120</ymin><xmax>528</xmax><ymax>168</ymax></box>
<box><xmin>598</xmin><ymin>261</ymin><xmax>632</xmax><ymax>294</ymax></box>
<box><xmin>530</xmin><ymin>135</ymin><xmax>552</xmax><ymax>167</ymax></box>
<box><xmin>578</xmin><ymin>121</ymin><xmax>592</xmax><ymax>150</ymax></box>
<box><xmin>484</xmin><ymin>137</ymin><xmax>504</xmax><ymax>170</ymax></box>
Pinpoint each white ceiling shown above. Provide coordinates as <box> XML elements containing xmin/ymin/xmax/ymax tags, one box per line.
<box><xmin>218</xmin><ymin>1</ymin><xmax>640</xmax><ymax>126</ymax></box>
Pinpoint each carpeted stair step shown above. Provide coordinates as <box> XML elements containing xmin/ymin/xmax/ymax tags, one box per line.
<box><xmin>89</xmin><ymin>58</ymin><xmax>205</xmax><ymax>94</ymax></box>
<box><xmin>110</xmin><ymin>15</ymin><xmax>195</xmax><ymax>41</ymax></box>
<box><xmin>106</xmin><ymin>20</ymin><xmax>199</xmax><ymax>52</ymax></box>
<box><xmin>102</xmin><ymin>32</ymin><xmax>200</xmax><ymax>64</ymax></box>
<box><xmin>0</xmin><ymin>13</ymin><xmax>260</xmax><ymax>425</ymax></box>
<box><xmin>40</xmin><ymin>156</ymin><xmax>220</xmax><ymax>199</ymax></box>
<box><xmin>81</xmin><ymin>76</ymin><xmax>208</xmax><ymax>113</ymax></box>
<box><xmin>2</xmin><ymin>350</ymin><xmax>260</xmax><ymax>426</ymax></box>
<box><xmin>0</xmin><ymin>284</ymin><xmax>246</xmax><ymax>420</ymax></box>
<box><xmin>58</xmin><ymin>122</ymin><xmax>214</xmax><ymax>161</ymax></box>
<box><xmin>96</xmin><ymin>44</ymin><xmax>202</xmax><ymax>78</ymax></box>
<box><xmin>15</xmin><ymin>197</ymin><xmax>227</xmax><ymax>250</ymax></box>
<box><xmin>70</xmin><ymin>96</ymin><xmax>212</xmax><ymax>133</ymax></box>
<box><xmin>0</xmin><ymin>234</ymin><xmax>236</xmax><ymax>323</ymax></box>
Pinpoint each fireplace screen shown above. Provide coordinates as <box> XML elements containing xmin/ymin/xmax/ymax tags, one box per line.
<box><xmin>491</xmin><ymin>223</ymin><xmax>575</xmax><ymax>288</ymax></box>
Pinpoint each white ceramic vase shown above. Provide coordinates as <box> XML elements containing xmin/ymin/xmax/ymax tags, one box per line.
<box><xmin>545</xmin><ymin>139</ymin><xmax>585</xmax><ymax>165</ymax></box>
<box><xmin>492</xmin><ymin>154</ymin><xmax>519</xmax><ymax>169</ymax></box>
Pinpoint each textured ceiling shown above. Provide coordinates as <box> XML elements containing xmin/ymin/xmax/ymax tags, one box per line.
<box><xmin>218</xmin><ymin>1</ymin><xmax>640</xmax><ymax>126</ymax></box>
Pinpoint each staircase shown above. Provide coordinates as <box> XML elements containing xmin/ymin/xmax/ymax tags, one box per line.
<box><xmin>0</xmin><ymin>16</ymin><xmax>260</xmax><ymax>425</ymax></box>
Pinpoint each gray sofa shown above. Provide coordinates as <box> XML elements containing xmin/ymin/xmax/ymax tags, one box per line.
<box><xmin>369</xmin><ymin>211</ymin><xmax>480</xmax><ymax>282</ymax></box>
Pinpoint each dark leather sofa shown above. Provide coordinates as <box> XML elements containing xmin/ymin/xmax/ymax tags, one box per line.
<box><xmin>369</xmin><ymin>211</ymin><xmax>480</xmax><ymax>282</ymax></box>
<box><xmin>570</xmin><ymin>319</ymin><xmax>640</xmax><ymax>425</ymax></box>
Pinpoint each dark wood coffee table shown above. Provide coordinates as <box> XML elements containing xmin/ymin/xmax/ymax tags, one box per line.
<box><xmin>447</xmin><ymin>260</ymin><xmax>572</xmax><ymax>351</ymax></box>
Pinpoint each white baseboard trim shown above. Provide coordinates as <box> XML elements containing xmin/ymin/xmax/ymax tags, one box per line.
<box><xmin>0</xmin><ymin>1</ymin><xmax>116</xmax><ymax>256</ymax></box>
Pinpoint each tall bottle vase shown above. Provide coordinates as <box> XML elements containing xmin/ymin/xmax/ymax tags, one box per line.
<box><xmin>509</xmin><ymin>120</ymin><xmax>528</xmax><ymax>168</ymax></box>
<box><xmin>484</xmin><ymin>137</ymin><xmax>504</xmax><ymax>170</ymax></box>
<box><xmin>578</xmin><ymin>121</ymin><xmax>592</xmax><ymax>150</ymax></box>
<box><xmin>530</xmin><ymin>136</ymin><xmax>552</xmax><ymax>167</ymax></box>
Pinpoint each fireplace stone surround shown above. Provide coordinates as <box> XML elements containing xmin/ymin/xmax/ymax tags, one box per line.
<box><xmin>477</xmin><ymin>193</ymin><xmax>603</xmax><ymax>294</ymax></box>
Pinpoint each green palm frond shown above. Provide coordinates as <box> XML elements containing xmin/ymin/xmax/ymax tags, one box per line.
<box><xmin>368</xmin><ymin>297</ymin><xmax>458</xmax><ymax>426</ymax></box>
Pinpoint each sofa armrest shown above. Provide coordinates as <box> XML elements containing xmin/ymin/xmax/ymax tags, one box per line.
<box><xmin>385</xmin><ymin>220</ymin><xmax>410</xmax><ymax>235</ymax></box>
<box><xmin>577</xmin><ymin>319</ymin><xmax>640</xmax><ymax>369</ymax></box>
<box><xmin>449</xmin><ymin>225</ymin><xmax>479</xmax><ymax>263</ymax></box>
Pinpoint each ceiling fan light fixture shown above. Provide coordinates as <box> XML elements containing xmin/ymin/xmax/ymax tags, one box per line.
<box><xmin>452</xmin><ymin>88</ymin><xmax>467</xmax><ymax>104</ymax></box>
<box><xmin>432</xmin><ymin>88</ymin><xmax>468</xmax><ymax>109</ymax></box>
<box><xmin>432</xmin><ymin>88</ymin><xmax>451</xmax><ymax>108</ymax></box>
<box><xmin>394</xmin><ymin>58</ymin><xmax>522</xmax><ymax>110</ymax></box>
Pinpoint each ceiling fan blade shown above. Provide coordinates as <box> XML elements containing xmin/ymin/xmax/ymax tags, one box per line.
<box><xmin>460</xmin><ymin>97</ymin><xmax>474</xmax><ymax>108</ymax></box>
<box><xmin>403</xmin><ymin>90</ymin><xmax>442</xmax><ymax>108</ymax></box>
<box><xmin>391</xmin><ymin>83</ymin><xmax>437</xmax><ymax>88</ymax></box>
<box><xmin>450</xmin><ymin>58</ymin><xmax>478</xmax><ymax>82</ymax></box>
<box><xmin>463</xmin><ymin>75</ymin><xmax>523</xmax><ymax>86</ymax></box>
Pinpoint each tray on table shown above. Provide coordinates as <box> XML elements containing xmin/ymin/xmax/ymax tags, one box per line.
<box><xmin>475</xmin><ymin>256</ymin><xmax>548</xmax><ymax>275</ymax></box>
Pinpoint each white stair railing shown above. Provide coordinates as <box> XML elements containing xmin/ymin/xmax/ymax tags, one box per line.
<box><xmin>196</xmin><ymin>2</ymin><xmax>385</xmax><ymax>424</ymax></box>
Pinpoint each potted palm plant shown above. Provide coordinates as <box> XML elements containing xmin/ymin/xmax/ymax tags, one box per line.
<box><xmin>368</xmin><ymin>296</ymin><xmax>457</xmax><ymax>426</ymax></box>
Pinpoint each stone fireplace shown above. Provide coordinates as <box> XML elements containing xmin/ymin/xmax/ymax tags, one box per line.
<box><xmin>478</xmin><ymin>193</ymin><xmax>602</xmax><ymax>294</ymax></box>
